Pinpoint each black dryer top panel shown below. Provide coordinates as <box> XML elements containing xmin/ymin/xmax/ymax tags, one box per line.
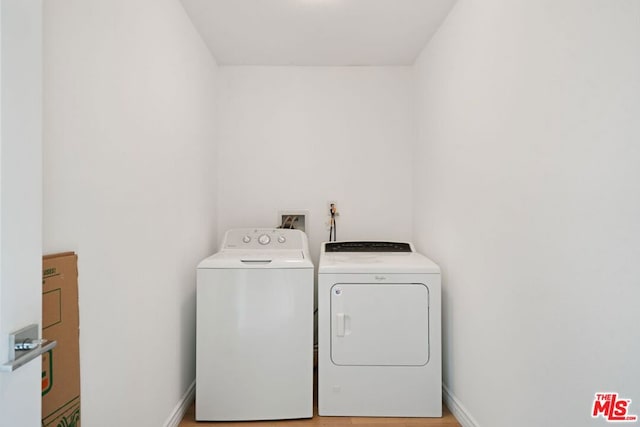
<box><xmin>325</xmin><ymin>241</ymin><xmax>412</xmax><ymax>253</ymax></box>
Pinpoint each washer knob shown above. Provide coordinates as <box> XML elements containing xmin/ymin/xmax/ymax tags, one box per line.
<box><xmin>258</xmin><ymin>234</ymin><xmax>271</xmax><ymax>245</ymax></box>
<box><xmin>242</xmin><ymin>235</ymin><xmax>251</xmax><ymax>243</ymax></box>
<box><xmin>277</xmin><ymin>236</ymin><xmax>286</xmax><ymax>244</ymax></box>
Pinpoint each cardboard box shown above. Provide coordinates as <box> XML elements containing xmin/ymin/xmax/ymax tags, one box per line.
<box><xmin>42</xmin><ymin>252</ymin><xmax>81</xmax><ymax>427</ymax></box>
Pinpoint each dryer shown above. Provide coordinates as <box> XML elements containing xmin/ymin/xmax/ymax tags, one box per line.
<box><xmin>318</xmin><ymin>241</ymin><xmax>441</xmax><ymax>417</ymax></box>
<box><xmin>196</xmin><ymin>228</ymin><xmax>314</xmax><ymax>421</ymax></box>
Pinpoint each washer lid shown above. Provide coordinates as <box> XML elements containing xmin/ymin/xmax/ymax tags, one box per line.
<box><xmin>197</xmin><ymin>250</ymin><xmax>312</xmax><ymax>269</ymax></box>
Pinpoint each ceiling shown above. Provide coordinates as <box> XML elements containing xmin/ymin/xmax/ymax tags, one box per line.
<box><xmin>180</xmin><ymin>0</ymin><xmax>457</xmax><ymax>66</ymax></box>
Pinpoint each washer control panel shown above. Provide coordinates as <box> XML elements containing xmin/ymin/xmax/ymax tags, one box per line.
<box><xmin>223</xmin><ymin>228</ymin><xmax>303</xmax><ymax>250</ymax></box>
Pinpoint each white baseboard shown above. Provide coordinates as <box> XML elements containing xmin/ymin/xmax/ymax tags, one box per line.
<box><xmin>443</xmin><ymin>383</ymin><xmax>480</xmax><ymax>427</ymax></box>
<box><xmin>164</xmin><ymin>380</ymin><xmax>195</xmax><ymax>427</ymax></box>
<box><xmin>167</xmin><ymin>381</ymin><xmax>471</xmax><ymax>427</ymax></box>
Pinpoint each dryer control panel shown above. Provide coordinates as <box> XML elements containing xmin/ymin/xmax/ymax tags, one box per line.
<box><xmin>325</xmin><ymin>241</ymin><xmax>412</xmax><ymax>252</ymax></box>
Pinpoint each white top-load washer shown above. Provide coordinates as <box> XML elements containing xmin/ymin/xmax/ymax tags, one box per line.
<box><xmin>318</xmin><ymin>241</ymin><xmax>442</xmax><ymax>417</ymax></box>
<box><xmin>196</xmin><ymin>228</ymin><xmax>314</xmax><ymax>421</ymax></box>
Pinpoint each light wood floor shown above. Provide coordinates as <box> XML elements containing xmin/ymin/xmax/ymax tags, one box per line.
<box><xmin>179</xmin><ymin>402</ymin><xmax>461</xmax><ymax>427</ymax></box>
<box><xmin>180</xmin><ymin>373</ymin><xmax>461</xmax><ymax>427</ymax></box>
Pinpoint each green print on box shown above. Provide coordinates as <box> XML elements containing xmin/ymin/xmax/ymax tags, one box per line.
<box><xmin>54</xmin><ymin>409</ymin><xmax>80</xmax><ymax>427</ymax></box>
<box><xmin>42</xmin><ymin>396</ymin><xmax>80</xmax><ymax>427</ymax></box>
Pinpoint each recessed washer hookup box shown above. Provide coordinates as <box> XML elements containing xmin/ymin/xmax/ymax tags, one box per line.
<box><xmin>42</xmin><ymin>252</ymin><xmax>81</xmax><ymax>427</ymax></box>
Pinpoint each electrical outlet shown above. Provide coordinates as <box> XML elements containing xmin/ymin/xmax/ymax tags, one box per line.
<box><xmin>278</xmin><ymin>210</ymin><xmax>308</xmax><ymax>232</ymax></box>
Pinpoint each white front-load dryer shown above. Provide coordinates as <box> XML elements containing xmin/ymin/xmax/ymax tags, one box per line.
<box><xmin>318</xmin><ymin>241</ymin><xmax>442</xmax><ymax>417</ymax></box>
<box><xmin>196</xmin><ymin>228</ymin><xmax>314</xmax><ymax>421</ymax></box>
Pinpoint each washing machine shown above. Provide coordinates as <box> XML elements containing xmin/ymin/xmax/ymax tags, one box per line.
<box><xmin>196</xmin><ymin>228</ymin><xmax>314</xmax><ymax>421</ymax></box>
<box><xmin>318</xmin><ymin>241</ymin><xmax>441</xmax><ymax>417</ymax></box>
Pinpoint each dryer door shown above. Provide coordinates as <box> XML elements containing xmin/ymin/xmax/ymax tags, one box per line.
<box><xmin>330</xmin><ymin>283</ymin><xmax>429</xmax><ymax>366</ymax></box>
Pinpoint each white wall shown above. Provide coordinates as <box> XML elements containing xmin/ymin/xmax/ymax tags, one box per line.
<box><xmin>0</xmin><ymin>1</ymin><xmax>42</xmax><ymax>425</ymax></box>
<box><xmin>413</xmin><ymin>1</ymin><xmax>640</xmax><ymax>426</ymax></box>
<box><xmin>217</xmin><ymin>66</ymin><xmax>414</xmax><ymax>261</ymax></box>
<box><xmin>43</xmin><ymin>0</ymin><xmax>218</xmax><ymax>425</ymax></box>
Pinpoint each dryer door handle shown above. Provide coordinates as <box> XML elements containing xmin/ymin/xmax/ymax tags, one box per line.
<box><xmin>336</xmin><ymin>313</ymin><xmax>345</xmax><ymax>336</ymax></box>
<box><xmin>336</xmin><ymin>313</ymin><xmax>351</xmax><ymax>337</ymax></box>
